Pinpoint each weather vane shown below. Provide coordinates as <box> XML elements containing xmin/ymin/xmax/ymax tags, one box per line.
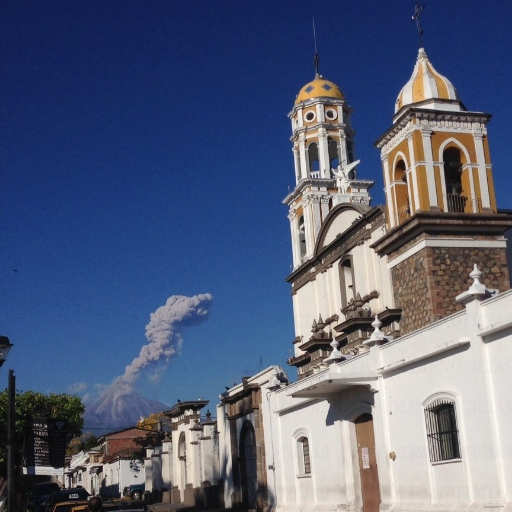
<box><xmin>412</xmin><ymin>2</ymin><xmax>426</xmax><ymax>48</ymax></box>
<box><xmin>313</xmin><ymin>17</ymin><xmax>319</xmax><ymax>75</ymax></box>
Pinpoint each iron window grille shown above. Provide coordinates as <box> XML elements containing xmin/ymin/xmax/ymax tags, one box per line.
<box><xmin>424</xmin><ymin>399</ymin><xmax>461</xmax><ymax>462</ymax></box>
<box><xmin>299</xmin><ymin>437</ymin><xmax>311</xmax><ymax>474</ymax></box>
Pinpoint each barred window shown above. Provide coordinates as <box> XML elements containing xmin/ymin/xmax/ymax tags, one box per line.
<box><xmin>424</xmin><ymin>399</ymin><xmax>461</xmax><ymax>462</ymax></box>
<box><xmin>298</xmin><ymin>437</ymin><xmax>311</xmax><ymax>474</ymax></box>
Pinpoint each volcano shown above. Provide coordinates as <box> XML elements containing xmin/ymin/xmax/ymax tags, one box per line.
<box><xmin>84</xmin><ymin>385</ymin><xmax>168</xmax><ymax>434</ymax></box>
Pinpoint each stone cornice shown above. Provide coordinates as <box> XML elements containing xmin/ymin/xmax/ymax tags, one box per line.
<box><xmin>283</xmin><ymin>178</ymin><xmax>335</xmax><ymax>205</ymax></box>
<box><xmin>375</xmin><ymin>108</ymin><xmax>492</xmax><ymax>153</ymax></box>
<box><xmin>372</xmin><ymin>211</ymin><xmax>512</xmax><ymax>256</ymax></box>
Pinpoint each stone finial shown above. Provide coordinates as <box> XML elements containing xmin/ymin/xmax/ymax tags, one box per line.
<box><xmin>456</xmin><ymin>263</ymin><xmax>496</xmax><ymax>304</ymax></box>
<box><xmin>324</xmin><ymin>334</ymin><xmax>346</xmax><ymax>363</ymax></box>
<box><xmin>363</xmin><ymin>315</ymin><xmax>387</xmax><ymax>347</ymax></box>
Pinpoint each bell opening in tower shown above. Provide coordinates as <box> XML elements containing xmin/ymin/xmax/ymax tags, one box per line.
<box><xmin>443</xmin><ymin>147</ymin><xmax>466</xmax><ymax>213</ymax></box>
<box><xmin>308</xmin><ymin>143</ymin><xmax>320</xmax><ymax>177</ymax></box>
<box><xmin>328</xmin><ymin>139</ymin><xmax>339</xmax><ymax>170</ymax></box>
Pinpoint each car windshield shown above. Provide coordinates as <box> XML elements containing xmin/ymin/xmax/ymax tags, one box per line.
<box><xmin>31</xmin><ymin>484</ymin><xmax>60</xmax><ymax>496</ymax></box>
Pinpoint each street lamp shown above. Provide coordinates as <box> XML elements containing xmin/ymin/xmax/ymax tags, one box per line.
<box><xmin>0</xmin><ymin>336</ymin><xmax>13</xmax><ymax>367</ymax></box>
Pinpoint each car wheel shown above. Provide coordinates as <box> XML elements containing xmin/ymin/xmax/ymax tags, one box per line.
<box><xmin>132</xmin><ymin>491</ymin><xmax>142</xmax><ymax>500</ymax></box>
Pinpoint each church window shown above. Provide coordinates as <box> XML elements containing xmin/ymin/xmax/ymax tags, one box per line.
<box><xmin>297</xmin><ymin>436</ymin><xmax>311</xmax><ymax>475</ymax></box>
<box><xmin>325</xmin><ymin>108</ymin><xmax>337</xmax><ymax>120</ymax></box>
<box><xmin>424</xmin><ymin>399</ymin><xmax>461</xmax><ymax>462</ymax></box>
<box><xmin>305</xmin><ymin>111</ymin><xmax>316</xmax><ymax>122</ymax></box>
<box><xmin>322</xmin><ymin>83</ymin><xmax>332</xmax><ymax>92</ymax></box>
<box><xmin>298</xmin><ymin>216</ymin><xmax>306</xmax><ymax>259</ymax></box>
<box><xmin>339</xmin><ymin>257</ymin><xmax>355</xmax><ymax>309</ymax></box>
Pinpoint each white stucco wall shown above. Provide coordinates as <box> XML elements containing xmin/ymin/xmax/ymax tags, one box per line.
<box><xmin>262</xmin><ymin>290</ymin><xmax>512</xmax><ymax>512</ymax></box>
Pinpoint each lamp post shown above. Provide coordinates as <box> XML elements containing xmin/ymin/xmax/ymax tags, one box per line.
<box><xmin>0</xmin><ymin>336</ymin><xmax>13</xmax><ymax>367</ymax></box>
<box><xmin>1</xmin><ymin>336</ymin><xmax>15</xmax><ymax>512</ymax></box>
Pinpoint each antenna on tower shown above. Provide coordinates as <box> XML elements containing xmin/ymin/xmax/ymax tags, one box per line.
<box><xmin>411</xmin><ymin>2</ymin><xmax>426</xmax><ymax>48</ymax></box>
<box><xmin>313</xmin><ymin>17</ymin><xmax>320</xmax><ymax>76</ymax></box>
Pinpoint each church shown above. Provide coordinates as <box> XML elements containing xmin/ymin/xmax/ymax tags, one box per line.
<box><xmin>216</xmin><ymin>31</ymin><xmax>512</xmax><ymax>512</ymax></box>
<box><xmin>142</xmin><ymin>17</ymin><xmax>512</xmax><ymax>512</ymax></box>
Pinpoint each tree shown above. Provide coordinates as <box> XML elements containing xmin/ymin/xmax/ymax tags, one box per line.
<box><xmin>66</xmin><ymin>433</ymin><xmax>99</xmax><ymax>457</ymax></box>
<box><xmin>0</xmin><ymin>389</ymin><xmax>84</xmax><ymax>479</ymax></box>
<box><xmin>132</xmin><ymin>412</ymin><xmax>169</xmax><ymax>462</ymax></box>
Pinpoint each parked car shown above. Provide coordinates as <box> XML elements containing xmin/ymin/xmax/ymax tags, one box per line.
<box><xmin>72</xmin><ymin>499</ymin><xmax>147</xmax><ymax>512</ymax></box>
<box><xmin>27</xmin><ymin>482</ymin><xmax>61</xmax><ymax>511</ymax></box>
<box><xmin>47</xmin><ymin>488</ymin><xmax>90</xmax><ymax>512</ymax></box>
<box><xmin>122</xmin><ymin>484</ymin><xmax>145</xmax><ymax>500</ymax></box>
<box><xmin>51</xmin><ymin>500</ymin><xmax>89</xmax><ymax>512</ymax></box>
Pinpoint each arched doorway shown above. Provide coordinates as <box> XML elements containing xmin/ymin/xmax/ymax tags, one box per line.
<box><xmin>240</xmin><ymin>421</ymin><xmax>258</xmax><ymax>509</ymax></box>
<box><xmin>354</xmin><ymin>413</ymin><xmax>381</xmax><ymax>512</ymax></box>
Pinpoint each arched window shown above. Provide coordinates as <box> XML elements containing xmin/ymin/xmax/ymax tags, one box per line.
<box><xmin>328</xmin><ymin>139</ymin><xmax>339</xmax><ymax>169</ymax></box>
<box><xmin>339</xmin><ymin>257</ymin><xmax>355</xmax><ymax>309</ymax></box>
<box><xmin>443</xmin><ymin>147</ymin><xmax>466</xmax><ymax>212</ymax></box>
<box><xmin>298</xmin><ymin>216</ymin><xmax>306</xmax><ymax>259</ymax></box>
<box><xmin>297</xmin><ymin>436</ymin><xmax>311</xmax><ymax>475</ymax></box>
<box><xmin>424</xmin><ymin>398</ymin><xmax>461</xmax><ymax>462</ymax></box>
<box><xmin>394</xmin><ymin>159</ymin><xmax>410</xmax><ymax>222</ymax></box>
<box><xmin>308</xmin><ymin>143</ymin><xmax>319</xmax><ymax>175</ymax></box>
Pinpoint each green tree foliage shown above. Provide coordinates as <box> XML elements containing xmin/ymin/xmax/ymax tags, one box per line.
<box><xmin>0</xmin><ymin>389</ymin><xmax>84</xmax><ymax>477</ymax></box>
<box><xmin>66</xmin><ymin>432</ymin><xmax>99</xmax><ymax>457</ymax></box>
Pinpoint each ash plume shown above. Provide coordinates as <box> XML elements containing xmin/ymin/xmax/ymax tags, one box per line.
<box><xmin>84</xmin><ymin>293</ymin><xmax>213</xmax><ymax>430</ymax></box>
<box><xmin>120</xmin><ymin>293</ymin><xmax>213</xmax><ymax>387</ymax></box>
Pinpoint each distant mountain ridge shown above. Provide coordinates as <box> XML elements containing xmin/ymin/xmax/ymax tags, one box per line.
<box><xmin>84</xmin><ymin>386</ymin><xmax>168</xmax><ymax>434</ymax></box>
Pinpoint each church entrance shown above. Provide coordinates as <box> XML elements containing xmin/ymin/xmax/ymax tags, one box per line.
<box><xmin>355</xmin><ymin>413</ymin><xmax>381</xmax><ymax>512</ymax></box>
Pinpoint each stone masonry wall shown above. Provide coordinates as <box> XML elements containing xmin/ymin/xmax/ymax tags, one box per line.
<box><xmin>392</xmin><ymin>245</ymin><xmax>510</xmax><ymax>335</ymax></box>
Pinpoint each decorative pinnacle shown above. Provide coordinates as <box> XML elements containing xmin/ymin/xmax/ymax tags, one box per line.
<box><xmin>324</xmin><ymin>333</ymin><xmax>345</xmax><ymax>363</ymax></box>
<box><xmin>363</xmin><ymin>315</ymin><xmax>386</xmax><ymax>347</ymax></box>
<box><xmin>469</xmin><ymin>263</ymin><xmax>483</xmax><ymax>286</ymax></box>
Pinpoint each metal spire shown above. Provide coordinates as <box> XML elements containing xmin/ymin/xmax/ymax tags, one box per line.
<box><xmin>313</xmin><ymin>17</ymin><xmax>319</xmax><ymax>75</ymax></box>
<box><xmin>412</xmin><ymin>2</ymin><xmax>426</xmax><ymax>48</ymax></box>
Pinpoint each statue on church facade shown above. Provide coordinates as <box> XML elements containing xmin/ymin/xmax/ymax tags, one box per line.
<box><xmin>332</xmin><ymin>159</ymin><xmax>360</xmax><ymax>194</ymax></box>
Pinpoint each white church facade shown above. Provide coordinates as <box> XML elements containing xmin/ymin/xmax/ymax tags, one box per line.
<box><xmin>217</xmin><ymin>41</ymin><xmax>512</xmax><ymax>512</ymax></box>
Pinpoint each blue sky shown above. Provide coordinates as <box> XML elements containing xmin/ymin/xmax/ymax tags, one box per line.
<box><xmin>2</xmin><ymin>1</ymin><xmax>512</xmax><ymax>426</ymax></box>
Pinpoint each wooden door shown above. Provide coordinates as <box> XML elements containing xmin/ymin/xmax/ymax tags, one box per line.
<box><xmin>355</xmin><ymin>413</ymin><xmax>381</xmax><ymax>512</ymax></box>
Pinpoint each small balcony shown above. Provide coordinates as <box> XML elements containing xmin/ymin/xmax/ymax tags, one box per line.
<box><xmin>443</xmin><ymin>193</ymin><xmax>482</xmax><ymax>213</ymax></box>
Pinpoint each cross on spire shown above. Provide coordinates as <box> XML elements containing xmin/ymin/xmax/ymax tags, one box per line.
<box><xmin>412</xmin><ymin>2</ymin><xmax>426</xmax><ymax>48</ymax></box>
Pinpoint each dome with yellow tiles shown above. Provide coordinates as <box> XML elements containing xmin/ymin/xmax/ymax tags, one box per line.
<box><xmin>295</xmin><ymin>74</ymin><xmax>345</xmax><ymax>105</ymax></box>
<box><xmin>395</xmin><ymin>48</ymin><xmax>463</xmax><ymax>114</ymax></box>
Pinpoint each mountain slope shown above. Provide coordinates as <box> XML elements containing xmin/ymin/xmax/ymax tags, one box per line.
<box><xmin>84</xmin><ymin>386</ymin><xmax>168</xmax><ymax>433</ymax></box>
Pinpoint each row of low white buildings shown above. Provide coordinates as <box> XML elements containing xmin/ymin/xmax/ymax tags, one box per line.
<box><xmin>78</xmin><ymin>35</ymin><xmax>512</xmax><ymax>512</ymax></box>
<box><xmin>66</xmin><ymin>427</ymin><xmax>146</xmax><ymax>498</ymax></box>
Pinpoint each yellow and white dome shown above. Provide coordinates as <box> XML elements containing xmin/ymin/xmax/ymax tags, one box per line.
<box><xmin>295</xmin><ymin>74</ymin><xmax>344</xmax><ymax>105</ymax></box>
<box><xmin>395</xmin><ymin>48</ymin><xmax>463</xmax><ymax>114</ymax></box>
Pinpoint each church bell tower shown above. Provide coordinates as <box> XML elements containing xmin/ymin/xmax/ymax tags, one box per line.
<box><xmin>284</xmin><ymin>73</ymin><xmax>373</xmax><ymax>269</ymax></box>
<box><xmin>374</xmin><ymin>47</ymin><xmax>512</xmax><ymax>334</ymax></box>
